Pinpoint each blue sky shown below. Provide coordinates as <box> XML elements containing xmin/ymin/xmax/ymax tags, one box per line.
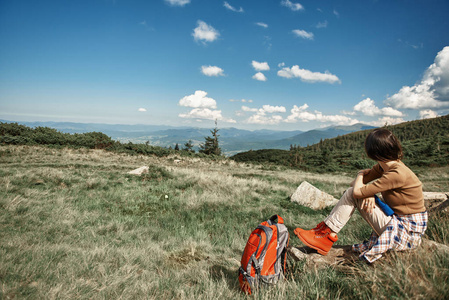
<box><xmin>1</xmin><ymin>0</ymin><xmax>449</xmax><ymax>131</ymax></box>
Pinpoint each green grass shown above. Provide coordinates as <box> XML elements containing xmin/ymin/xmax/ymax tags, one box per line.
<box><xmin>0</xmin><ymin>145</ymin><xmax>448</xmax><ymax>299</ymax></box>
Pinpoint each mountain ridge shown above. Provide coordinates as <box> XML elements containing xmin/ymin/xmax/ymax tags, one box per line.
<box><xmin>0</xmin><ymin>119</ymin><xmax>375</xmax><ymax>155</ymax></box>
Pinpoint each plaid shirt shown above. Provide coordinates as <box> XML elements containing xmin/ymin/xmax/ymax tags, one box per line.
<box><xmin>352</xmin><ymin>211</ymin><xmax>428</xmax><ymax>263</ymax></box>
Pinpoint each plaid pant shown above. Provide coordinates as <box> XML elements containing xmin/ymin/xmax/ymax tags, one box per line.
<box><xmin>352</xmin><ymin>211</ymin><xmax>428</xmax><ymax>263</ymax></box>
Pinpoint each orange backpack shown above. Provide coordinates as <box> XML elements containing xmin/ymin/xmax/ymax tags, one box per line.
<box><xmin>238</xmin><ymin>215</ymin><xmax>289</xmax><ymax>295</ymax></box>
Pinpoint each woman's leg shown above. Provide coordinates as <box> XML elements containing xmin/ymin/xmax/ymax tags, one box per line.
<box><xmin>295</xmin><ymin>187</ymin><xmax>393</xmax><ymax>255</ymax></box>
<box><xmin>325</xmin><ymin>187</ymin><xmax>392</xmax><ymax>236</ymax></box>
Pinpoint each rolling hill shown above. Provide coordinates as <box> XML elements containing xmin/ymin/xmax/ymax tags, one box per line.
<box><xmin>0</xmin><ymin>120</ymin><xmax>374</xmax><ymax>155</ymax></box>
<box><xmin>231</xmin><ymin>114</ymin><xmax>449</xmax><ymax>172</ymax></box>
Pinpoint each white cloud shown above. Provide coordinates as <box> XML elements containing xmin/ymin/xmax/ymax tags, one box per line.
<box><xmin>285</xmin><ymin>104</ymin><xmax>359</xmax><ymax>125</ymax></box>
<box><xmin>256</xmin><ymin>22</ymin><xmax>268</xmax><ymax>28</ymax></box>
<box><xmin>243</xmin><ymin>104</ymin><xmax>287</xmax><ymax>124</ymax></box>
<box><xmin>262</xmin><ymin>105</ymin><xmax>286</xmax><ymax>113</ymax></box>
<box><xmin>333</xmin><ymin>9</ymin><xmax>339</xmax><ymax>17</ymax></box>
<box><xmin>419</xmin><ymin>109</ymin><xmax>439</xmax><ymax>119</ymax></box>
<box><xmin>278</xmin><ymin>65</ymin><xmax>341</xmax><ymax>84</ymax></box>
<box><xmin>230</xmin><ymin>99</ymin><xmax>253</xmax><ymax>103</ymax></box>
<box><xmin>179</xmin><ymin>90</ymin><xmax>217</xmax><ymax>108</ymax></box>
<box><xmin>292</xmin><ymin>29</ymin><xmax>314</xmax><ymax>40</ymax></box>
<box><xmin>179</xmin><ymin>91</ymin><xmax>236</xmax><ymax>123</ymax></box>
<box><xmin>252</xmin><ymin>72</ymin><xmax>267</xmax><ymax>81</ymax></box>
<box><xmin>242</xmin><ymin>106</ymin><xmax>258</xmax><ymax>112</ymax></box>
<box><xmin>201</xmin><ymin>65</ymin><xmax>225</xmax><ymax>77</ymax></box>
<box><xmin>385</xmin><ymin>46</ymin><xmax>449</xmax><ymax>110</ymax></box>
<box><xmin>252</xmin><ymin>61</ymin><xmax>270</xmax><ymax>71</ymax></box>
<box><xmin>380</xmin><ymin>107</ymin><xmax>404</xmax><ymax>117</ymax></box>
<box><xmin>165</xmin><ymin>0</ymin><xmax>190</xmax><ymax>7</ymax></box>
<box><xmin>179</xmin><ymin>108</ymin><xmax>236</xmax><ymax>123</ymax></box>
<box><xmin>179</xmin><ymin>108</ymin><xmax>222</xmax><ymax>120</ymax></box>
<box><xmin>353</xmin><ymin>98</ymin><xmax>404</xmax><ymax>117</ymax></box>
<box><xmin>235</xmin><ymin>111</ymin><xmax>245</xmax><ymax>117</ymax></box>
<box><xmin>367</xmin><ymin>117</ymin><xmax>405</xmax><ymax>127</ymax></box>
<box><xmin>281</xmin><ymin>0</ymin><xmax>304</xmax><ymax>11</ymax></box>
<box><xmin>248</xmin><ymin>114</ymin><xmax>284</xmax><ymax>125</ymax></box>
<box><xmin>192</xmin><ymin>20</ymin><xmax>220</xmax><ymax>43</ymax></box>
<box><xmin>224</xmin><ymin>1</ymin><xmax>244</xmax><ymax>13</ymax></box>
<box><xmin>341</xmin><ymin>110</ymin><xmax>357</xmax><ymax>116</ymax></box>
<box><xmin>316</xmin><ymin>20</ymin><xmax>328</xmax><ymax>29</ymax></box>
<box><xmin>179</xmin><ymin>108</ymin><xmax>221</xmax><ymax>120</ymax></box>
<box><xmin>138</xmin><ymin>108</ymin><xmax>147</xmax><ymax>112</ymax></box>
<box><xmin>242</xmin><ymin>103</ymin><xmax>363</xmax><ymax>126</ymax></box>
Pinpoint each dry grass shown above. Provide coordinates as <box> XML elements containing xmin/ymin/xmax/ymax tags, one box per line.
<box><xmin>0</xmin><ymin>145</ymin><xmax>448</xmax><ymax>299</ymax></box>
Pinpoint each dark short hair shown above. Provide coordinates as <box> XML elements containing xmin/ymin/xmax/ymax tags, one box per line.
<box><xmin>364</xmin><ymin>128</ymin><xmax>403</xmax><ymax>161</ymax></box>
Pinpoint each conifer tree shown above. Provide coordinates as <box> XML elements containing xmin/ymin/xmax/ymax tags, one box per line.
<box><xmin>199</xmin><ymin>120</ymin><xmax>221</xmax><ymax>156</ymax></box>
<box><xmin>183</xmin><ymin>140</ymin><xmax>194</xmax><ymax>153</ymax></box>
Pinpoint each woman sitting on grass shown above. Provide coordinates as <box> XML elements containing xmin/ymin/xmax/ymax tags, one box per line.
<box><xmin>294</xmin><ymin>128</ymin><xmax>428</xmax><ymax>263</ymax></box>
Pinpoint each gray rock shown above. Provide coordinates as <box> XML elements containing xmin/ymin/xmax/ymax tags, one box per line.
<box><xmin>127</xmin><ymin>166</ymin><xmax>149</xmax><ymax>175</ymax></box>
<box><xmin>423</xmin><ymin>192</ymin><xmax>449</xmax><ymax>201</ymax></box>
<box><xmin>289</xmin><ymin>238</ymin><xmax>449</xmax><ymax>269</ymax></box>
<box><xmin>291</xmin><ymin>181</ymin><xmax>339</xmax><ymax>210</ymax></box>
<box><xmin>289</xmin><ymin>245</ymin><xmax>356</xmax><ymax>268</ymax></box>
<box><xmin>423</xmin><ymin>192</ymin><xmax>449</xmax><ymax>212</ymax></box>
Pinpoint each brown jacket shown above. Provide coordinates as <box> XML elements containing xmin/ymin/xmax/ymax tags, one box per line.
<box><xmin>360</xmin><ymin>161</ymin><xmax>426</xmax><ymax>215</ymax></box>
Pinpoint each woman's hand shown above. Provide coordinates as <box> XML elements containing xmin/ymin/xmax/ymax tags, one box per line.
<box><xmin>357</xmin><ymin>169</ymin><xmax>371</xmax><ymax>177</ymax></box>
<box><xmin>361</xmin><ymin>197</ymin><xmax>376</xmax><ymax>214</ymax></box>
<box><xmin>351</xmin><ymin>169</ymin><xmax>370</xmax><ymax>187</ymax></box>
<box><xmin>352</xmin><ymin>169</ymin><xmax>370</xmax><ymax>197</ymax></box>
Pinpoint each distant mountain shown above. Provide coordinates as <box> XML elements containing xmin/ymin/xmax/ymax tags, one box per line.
<box><xmin>222</xmin><ymin>123</ymin><xmax>376</xmax><ymax>155</ymax></box>
<box><xmin>0</xmin><ymin>119</ymin><xmax>374</xmax><ymax>155</ymax></box>
<box><xmin>271</xmin><ymin>123</ymin><xmax>377</xmax><ymax>148</ymax></box>
<box><xmin>0</xmin><ymin>120</ymin><xmax>177</xmax><ymax>135</ymax></box>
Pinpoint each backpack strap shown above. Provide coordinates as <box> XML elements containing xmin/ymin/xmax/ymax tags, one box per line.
<box><xmin>239</xmin><ymin>253</ymin><xmax>261</xmax><ymax>278</ymax></box>
<box><xmin>250</xmin><ymin>253</ymin><xmax>261</xmax><ymax>275</ymax></box>
<box><xmin>268</xmin><ymin>215</ymin><xmax>284</xmax><ymax>225</ymax></box>
<box><xmin>239</xmin><ymin>267</ymin><xmax>248</xmax><ymax>277</ymax></box>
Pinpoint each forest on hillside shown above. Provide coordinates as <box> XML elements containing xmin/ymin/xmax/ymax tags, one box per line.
<box><xmin>0</xmin><ymin>122</ymin><xmax>204</xmax><ymax>159</ymax></box>
<box><xmin>231</xmin><ymin>114</ymin><xmax>449</xmax><ymax>173</ymax></box>
<box><xmin>1</xmin><ymin>115</ymin><xmax>448</xmax><ymax>173</ymax></box>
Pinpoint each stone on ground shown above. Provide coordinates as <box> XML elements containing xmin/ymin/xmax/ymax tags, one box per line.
<box><xmin>291</xmin><ymin>181</ymin><xmax>339</xmax><ymax>210</ymax></box>
<box><xmin>288</xmin><ymin>238</ymin><xmax>449</xmax><ymax>269</ymax></box>
<box><xmin>127</xmin><ymin>166</ymin><xmax>149</xmax><ymax>175</ymax></box>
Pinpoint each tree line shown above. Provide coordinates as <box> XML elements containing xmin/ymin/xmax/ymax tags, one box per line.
<box><xmin>232</xmin><ymin>114</ymin><xmax>449</xmax><ymax>172</ymax></box>
<box><xmin>0</xmin><ymin>121</ymin><xmax>223</xmax><ymax>159</ymax></box>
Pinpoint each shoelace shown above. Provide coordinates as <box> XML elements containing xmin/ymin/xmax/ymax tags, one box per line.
<box><xmin>315</xmin><ymin>227</ymin><xmax>331</xmax><ymax>237</ymax></box>
<box><xmin>312</xmin><ymin>221</ymin><xmax>325</xmax><ymax>231</ymax></box>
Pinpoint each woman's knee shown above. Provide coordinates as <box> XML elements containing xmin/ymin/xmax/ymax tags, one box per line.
<box><xmin>342</xmin><ymin>187</ymin><xmax>355</xmax><ymax>201</ymax></box>
<box><xmin>342</xmin><ymin>187</ymin><xmax>364</xmax><ymax>206</ymax></box>
<box><xmin>345</xmin><ymin>187</ymin><xmax>354</xmax><ymax>195</ymax></box>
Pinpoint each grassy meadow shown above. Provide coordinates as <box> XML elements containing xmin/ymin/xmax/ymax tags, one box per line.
<box><xmin>1</xmin><ymin>145</ymin><xmax>448</xmax><ymax>299</ymax></box>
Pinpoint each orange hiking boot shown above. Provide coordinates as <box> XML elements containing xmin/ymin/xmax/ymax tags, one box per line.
<box><xmin>293</xmin><ymin>221</ymin><xmax>325</xmax><ymax>236</ymax></box>
<box><xmin>294</xmin><ymin>223</ymin><xmax>338</xmax><ymax>256</ymax></box>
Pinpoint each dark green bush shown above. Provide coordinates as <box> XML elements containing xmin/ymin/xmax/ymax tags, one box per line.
<box><xmin>351</xmin><ymin>159</ymin><xmax>373</xmax><ymax>170</ymax></box>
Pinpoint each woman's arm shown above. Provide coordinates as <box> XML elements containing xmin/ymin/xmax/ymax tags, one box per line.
<box><xmin>353</xmin><ymin>169</ymin><xmax>370</xmax><ymax>198</ymax></box>
<box><xmin>353</xmin><ymin>169</ymin><xmax>376</xmax><ymax>213</ymax></box>
<box><xmin>350</xmin><ymin>168</ymin><xmax>371</xmax><ymax>187</ymax></box>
